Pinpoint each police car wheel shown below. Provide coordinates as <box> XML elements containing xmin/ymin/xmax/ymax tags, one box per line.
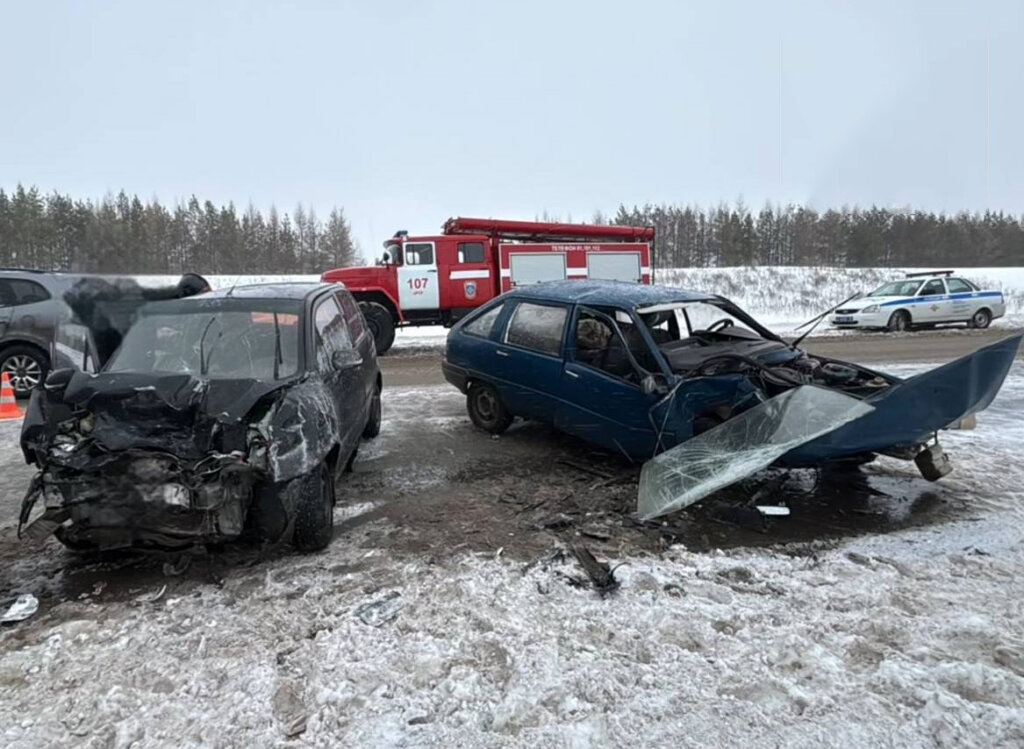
<box><xmin>970</xmin><ymin>309</ymin><xmax>991</xmax><ymax>329</ymax></box>
<box><xmin>886</xmin><ymin>310</ymin><xmax>910</xmax><ymax>333</ymax></box>
<box><xmin>467</xmin><ymin>382</ymin><xmax>513</xmax><ymax>434</ymax></box>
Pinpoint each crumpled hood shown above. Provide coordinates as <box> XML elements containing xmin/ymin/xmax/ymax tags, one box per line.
<box><xmin>51</xmin><ymin>371</ymin><xmax>295</xmax><ymax>457</ymax></box>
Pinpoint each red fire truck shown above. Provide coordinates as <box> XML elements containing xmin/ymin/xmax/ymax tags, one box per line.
<box><xmin>321</xmin><ymin>216</ymin><xmax>655</xmax><ymax>353</ymax></box>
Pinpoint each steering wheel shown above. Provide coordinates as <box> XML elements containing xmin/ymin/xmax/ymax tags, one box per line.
<box><xmin>706</xmin><ymin>318</ymin><xmax>735</xmax><ymax>333</ymax></box>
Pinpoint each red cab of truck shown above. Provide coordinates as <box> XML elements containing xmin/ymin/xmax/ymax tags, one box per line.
<box><xmin>322</xmin><ymin>216</ymin><xmax>655</xmax><ymax>353</ymax></box>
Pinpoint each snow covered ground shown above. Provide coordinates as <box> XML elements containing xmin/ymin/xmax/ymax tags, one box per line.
<box><xmin>1</xmin><ymin>361</ymin><xmax>1023</xmax><ymax>747</ymax></box>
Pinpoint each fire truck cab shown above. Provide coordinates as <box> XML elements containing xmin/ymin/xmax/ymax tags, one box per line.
<box><xmin>322</xmin><ymin>217</ymin><xmax>654</xmax><ymax>353</ymax></box>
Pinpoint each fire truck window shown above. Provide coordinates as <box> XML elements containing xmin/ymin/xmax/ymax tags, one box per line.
<box><xmin>404</xmin><ymin>243</ymin><xmax>434</xmax><ymax>266</ymax></box>
<box><xmin>505</xmin><ymin>302</ymin><xmax>567</xmax><ymax>357</ymax></box>
<box><xmin>458</xmin><ymin>242</ymin><xmax>486</xmax><ymax>264</ymax></box>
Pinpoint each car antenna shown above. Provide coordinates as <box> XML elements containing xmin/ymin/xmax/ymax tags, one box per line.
<box><xmin>225</xmin><ymin>273</ymin><xmax>243</xmax><ymax>297</ymax></box>
<box><xmin>791</xmin><ymin>291</ymin><xmax>864</xmax><ymax>349</ymax></box>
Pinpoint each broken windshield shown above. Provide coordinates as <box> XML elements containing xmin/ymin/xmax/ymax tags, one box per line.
<box><xmin>106</xmin><ymin>305</ymin><xmax>302</xmax><ymax>380</ymax></box>
<box><xmin>637</xmin><ymin>385</ymin><xmax>874</xmax><ymax>520</ymax></box>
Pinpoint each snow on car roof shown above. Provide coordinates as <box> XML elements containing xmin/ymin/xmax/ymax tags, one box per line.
<box><xmin>506</xmin><ymin>280</ymin><xmax>715</xmax><ymax>308</ymax></box>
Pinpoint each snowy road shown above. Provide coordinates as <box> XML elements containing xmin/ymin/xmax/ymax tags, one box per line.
<box><xmin>0</xmin><ymin>362</ymin><xmax>1023</xmax><ymax>747</ymax></box>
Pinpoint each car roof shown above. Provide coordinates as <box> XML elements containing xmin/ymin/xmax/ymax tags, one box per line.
<box><xmin>202</xmin><ymin>282</ymin><xmax>340</xmax><ymax>300</ymax></box>
<box><xmin>504</xmin><ymin>280</ymin><xmax>715</xmax><ymax>308</ymax></box>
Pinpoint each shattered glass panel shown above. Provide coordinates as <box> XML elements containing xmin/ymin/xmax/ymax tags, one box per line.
<box><xmin>637</xmin><ymin>385</ymin><xmax>874</xmax><ymax>520</ymax></box>
<box><xmin>505</xmin><ymin>302</ymin><xmax>567</xmax><ymax>356</ymax></box>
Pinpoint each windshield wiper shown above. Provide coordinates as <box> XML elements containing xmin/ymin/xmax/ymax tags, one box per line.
<box><xmin>273</xmin><ymin>311</ymin><xmax>283</xmax><ymax>379</ymax></box>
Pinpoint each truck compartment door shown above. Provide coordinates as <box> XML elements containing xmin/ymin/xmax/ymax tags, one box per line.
<box><xmin>587</xmin><ymin>252</ymin><xmax>642</xmax><ymax>283</ymax></box>
<box><xmin>508</xmin><ymin>253</ymin><xmax>567</xmax><ymax>287</ymax></box>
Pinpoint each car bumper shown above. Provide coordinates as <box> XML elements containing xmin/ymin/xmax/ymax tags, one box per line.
<box><xmin>442</xmin><ymin>357</ymin><xmax>470</xmax><ymax>393</ymax></box>
<box><xmin>829</xmin><ymin>311</ymin><xmax>890</xmax><ymax>329</ymax></box>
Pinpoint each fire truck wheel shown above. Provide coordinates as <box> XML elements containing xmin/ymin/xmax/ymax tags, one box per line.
<box><xmin>467</xmin><ymin>382</ymin><xmax>514</xmax><ymax>434</ymax></box>
<box><xmin>360</xmin><ymin>302</ymin><xmax>396</xmax><ymax>354</ymax></box>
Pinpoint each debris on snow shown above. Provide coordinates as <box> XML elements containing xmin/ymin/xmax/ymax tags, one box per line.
<box><xmin>355</xmin><ymin>591</ymin><xmax>403</xmax><ymax>627</ymax></box>
<box><xmin>572</xmin><ymin>545</ymin><xmax>620</xmax><ymax>595</ymax></box>
<box><xmin>1</xmin><ymin>594</ymin><xmax>39</xmax><ymax>624</ymax></box>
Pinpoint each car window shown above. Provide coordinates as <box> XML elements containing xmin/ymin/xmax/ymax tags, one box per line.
<box><xmin>504</xmin><ymin>302</ymin><xmax>567</xmax><ymax>357</ymax></box>
<box><xmin>868</xmin><ymin>280</ymin><xmax>922</xmax><ymax>297</ymax></box>
<box><xmin>335</xmin><ymin>291</ymin><xmax>366</xmax><ymax>341</ymax></box>
<box><xmin>458</xmin><ymin>242</ymin><xmax>486</xmax><ymax>264</ymax></box>
<box><xmin>314</xmin><ymin>296</ymin><xmax>353</xmax><ymax>371</ymax></box>
<box><xmin>0</xmin><ymin>281</ymin><xmax>15</xmax><ymax>307</ymax></box>
<box><xmin>919</xmin><ymin>279</ymin><xmax>946</xmax><ymax>296</ymax></box>
<box><xmin>7</xmin><ymin>280</ymin><xmax>50</xmax><ymax>304</ymax></box>
<box><xmin>946</xmin><ymin>278</ymin><xmax>974</xmax><ymax>294</ymax></box>
<box><xmin>463</xmin><ymin>302</ymin><xmax>504</xmax><ymax>338</ymax></box>
<box><xmin>573</xmin><ymin>309</ymin><xmax>643</xmax><ymax>384</ymax></box>
<box><xmin>404</xmin><ymin>242</ymin><xmax>434</xmax><ymax>266</ymax></box>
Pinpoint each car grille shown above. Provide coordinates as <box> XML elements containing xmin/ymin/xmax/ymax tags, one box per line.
<box><xmin>834</xmin><ymin>308</ymin><xmax>859</xmax><ymax>314</ymax></box>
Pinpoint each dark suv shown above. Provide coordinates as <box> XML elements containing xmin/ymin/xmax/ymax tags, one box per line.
<box><xmin>0</xmin><ymin>270</ymin><xmax>66</xmax><ymax>396</ymax></box>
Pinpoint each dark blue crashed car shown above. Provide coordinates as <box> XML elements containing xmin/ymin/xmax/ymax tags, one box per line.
<box><xmin>442</xmin><ymin>281</ymin><xmax>1020</xmax><ymax>488</ymax></box>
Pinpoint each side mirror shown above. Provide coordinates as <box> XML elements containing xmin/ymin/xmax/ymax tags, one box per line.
<box><xmin>331</xmin><ymin>350</ymin><xmax>363</xmax><ymax>371</ymax></box>
<box><xmin>44</xmin><ymin>367</ymin><xmax>76</xmax><ymax>392</ymax></box>
<box><xmin>641</xmin><ymin>374</ymin><xmax>669</xmax><ymax>396</ymax></box>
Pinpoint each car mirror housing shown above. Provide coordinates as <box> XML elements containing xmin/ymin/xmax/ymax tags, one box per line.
<box><xmin>44</xmin><ymin>367</ymin><xmax>76</xmax><ymax>392</ymax></box>
<box><xmin>331</xmin><ymin>350</ymin><xmax>363</xmax><ymax>370</ymax></box>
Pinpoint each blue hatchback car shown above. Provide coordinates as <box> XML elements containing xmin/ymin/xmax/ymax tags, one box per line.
<box><xmin>442</xmin><ymin>281</ymin><xmax>1020</xmax><ymax>470</ymax></box>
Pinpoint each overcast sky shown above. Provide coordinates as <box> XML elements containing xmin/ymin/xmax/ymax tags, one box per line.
<box><xmin>1</xmin><ymin>0</ymin><xmax>1021</xmax><ymax>255</ymax></box>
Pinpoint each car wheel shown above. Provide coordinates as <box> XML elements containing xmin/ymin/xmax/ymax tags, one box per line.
<box><xmin>0</xmin><ymin>345</ymin><xmax>48</xmax><ymax>398</ymax></box>
<box><xmin>467</xmin><ymin>382</ymin><xmax>514</xmax><ymax>434</ymax></box>
<box><xmin>362</xmin><ymin>384</ymin><xmax>382</xmax><ymax>439</ymax></box>
<box><xmin>886</xmin><ymin>310</ymin><xmax>910</xmax><ymax>333</ymax></box>
<box><xmin>360</xmin><ymin>302</ymin><xmax>396</xmax><ymax>355</ymax></box>
<box><xmin>293</xmin><ymin>461</ymin><xmax>334</xmax><ymax>552</ymax></box>
<box><xmin>970</xmin><ymin>308</ymin><xmax>992</xmax><ymax>329</ymax></box>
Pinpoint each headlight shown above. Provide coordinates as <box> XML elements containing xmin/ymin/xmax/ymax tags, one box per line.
<box><xmin>860</xmin><ymin>305</ymin><xmax>879</xmax><ymax>313</ymax></box>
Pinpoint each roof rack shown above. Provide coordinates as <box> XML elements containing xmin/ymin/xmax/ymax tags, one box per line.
<box><xmin>905</xmin><ymin>269</ymin><xmax>954</xmax><ymax>278</ymax></box>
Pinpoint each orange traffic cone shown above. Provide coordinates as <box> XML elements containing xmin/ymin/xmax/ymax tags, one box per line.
<box><xmin>0</xmin><ymin>372</ymin><xmax>23</xmax><ymax>421</ymax></box>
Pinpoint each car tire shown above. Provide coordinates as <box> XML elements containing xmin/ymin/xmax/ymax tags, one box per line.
<box><xmin>467</xmin><ymin>382</ymin><xmax>514</xmax><ymax>434</ymax></box>
<box><xmin>362</xmin><ymin>384</ymin><xmax>382</xmax><ymax>439</ymax></box>
<box><xmin>293</xmin><ymin>461</ymin><xmax>334</xmax><ymax>552</ymax></box>
<box><xmin>360</xmin><ymin>302</ymin><xmax>396</xmax><ymax>355</ymax></box>
<box><xmin>0</xmin><ymin>344</ymin><xmax>49</xmax><ymax>399</ymax></box>
<box><xmin>970</xmin><ymin>308</ymin><xmax>992</xmax><ymax>329</ymax></box>
<box><xmin>886</xmin><ymin>310</ymin><xmax>910</xmax><ymax>333</ymax></box>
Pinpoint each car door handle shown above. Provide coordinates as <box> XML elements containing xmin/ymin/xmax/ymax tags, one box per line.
<box><xmin>496</xmin><ymin>349</ymin><xmax>509</xmax><ymax>357</ymax></box>
<box><xmin>426</xmin><ymin>269</ymin><xmax>437</xmax><ymax>273</ymax></box>
<box><xmin>566</xmin><ymin>370</ymin><xmax>580</xmax><ymax>379</ymax></box>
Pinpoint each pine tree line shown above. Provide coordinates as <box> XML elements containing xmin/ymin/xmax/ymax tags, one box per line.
<box><xmin>0</xmin><ymin>185</ymin><xmax>360</xmax><ymax>275</ymax></box>
<box><xmin>613</xmin><ymin>203</ymin><xmax>1024</xmax><ymax>268</ymax></box>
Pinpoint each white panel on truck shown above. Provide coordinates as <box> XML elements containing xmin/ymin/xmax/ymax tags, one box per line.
<box><xmin>509</xmin><ymin>253</ymin><xmax>567</xmax><ymax>286</ymax></box>
<box><xmin>587</xmin><ymin>252</ymin><xmax>642</xmax><ymax>282</ymax></box>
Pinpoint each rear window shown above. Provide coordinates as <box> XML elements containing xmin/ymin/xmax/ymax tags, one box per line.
<box><xmin>504</xmin><ymin>302</ymin><xmax>567</xmax><ymax>356</ymax></box>
<box><xmin>0</xmin><ymin>279</ymin><xmax>50</xmax><ymax>306</ymax></box>
<box><xmin>463</xmin><ymin>302</ymin><xmax>504</xmax><ymax>338</ymax></box>
<box><xmin>946</xmin><ymin>278</ymin><xmax>975</xmax><ymax>294</ymax></box>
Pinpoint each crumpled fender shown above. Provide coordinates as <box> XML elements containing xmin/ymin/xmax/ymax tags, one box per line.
<box><xmin>262</xmin><ymin>377</ymin><xmax>341</xmax><ymax>483</ymax></box>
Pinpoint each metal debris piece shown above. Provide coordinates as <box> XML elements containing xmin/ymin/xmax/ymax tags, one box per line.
<box><xmin>2</xmin><ymin>594</ymin><xmax>39</xmax><ymax>623</ymax></box>
<box><xmin>572</xmin><ymin>545</ymin><xmax>620</xmax><ymax>595</ymax></box>
<box><xmin>756</xmin><ymin>505</ymin><xmax>790</xmax><ymax>517</ymax></box>
<box><xmin>136</xmin><ymin>585</ymin><xmax>168</xmax><ymax>604</ymax></box>
<box><xmin>355</xmin><ymin>591</ymin><xmax>403</xmax><ymax>627</ymax></box>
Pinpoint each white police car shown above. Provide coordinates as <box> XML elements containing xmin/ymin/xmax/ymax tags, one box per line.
<box><xmin>829</xmin><ymin>271</ymin><xmax>1006</xmax><ymax>332</ymax></box>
